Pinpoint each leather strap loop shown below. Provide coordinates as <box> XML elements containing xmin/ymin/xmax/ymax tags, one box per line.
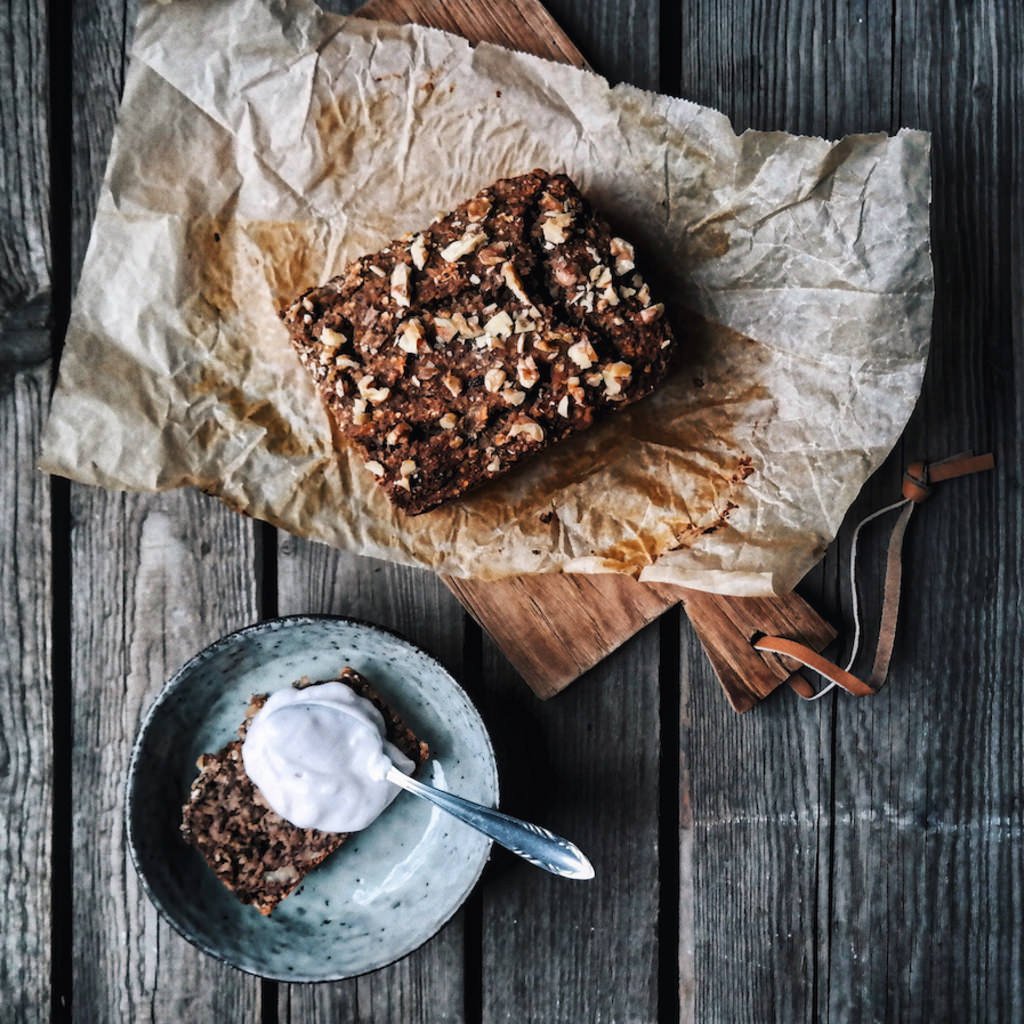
<box><xmin>756</xmin><ymin>451</ymin><xmax>994</xmax><ymax>701</ymax></box>
<box><xmin>753</xmin><ymin>636</ymin><xmax>875</xmax><ymax>697</ymax></box>
<box><xmin>902</xmin><ymin>452</ymin><xmax>995</xmax><ymax>502</ymax></box>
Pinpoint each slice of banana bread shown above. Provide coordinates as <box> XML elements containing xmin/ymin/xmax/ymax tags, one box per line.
<box><xmin>281</xmin><ymin>169</ymin><xmax>676</xmax><ymax>514</ymax></box>
<box><xmin>180</xmin><ymin>668</ymin><xmax>428</xmax><ymax>916</ymax></box>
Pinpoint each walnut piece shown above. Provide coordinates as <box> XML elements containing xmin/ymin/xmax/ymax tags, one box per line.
<box><xmin>484</xmin><ymin>368</ymin><xmax>507</xmax><ymax>393</ymax></box>
<box><xmin>409</xmin><ymin>234</ymin><xmax>428</xmax><ymax>270</ymax></box>
<box><xmin>541</xmin><ymin>211</ymin><xmax>573</xmax><ymax>245</ymax></box>
<box><xmin>396</xmin><ymin>318</ymin><xmax>425</xmax><ymax>354</ymax></box>
<box><xmin>390</xmin><ymin>262</ymin><xmax>411</xmax><ymax>307</ymax></box>
<box><xmin>506</xmin><ymin>418</ymin><xmax>545</xmax><ymax>443</ymax></box>
<box><xmin>609</xmin><ymin>237</ymin><xmax>635</xmax><ymax>276</ymax></box>
<box><xmin>568</xmin><ymin>338</ymin><xmax>598</xmax><ymax>369</ymax></box>
<box><xmin>602</xmin><ymin>361</ymin><xmax>632</xmax><ymax>396</ymax></box>
<box><xmin>440</xmin><ymin>227</ymin><xmax>487</xmax><ymax>263</ymax></box>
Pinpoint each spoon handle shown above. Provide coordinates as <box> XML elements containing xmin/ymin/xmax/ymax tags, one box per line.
<box><xmin>386</xmin><ymin>768</ymin><xmax>594</xmax><ymax>880</ymax></box>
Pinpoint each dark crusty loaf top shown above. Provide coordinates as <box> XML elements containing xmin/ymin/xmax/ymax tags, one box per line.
<box><xmin>281</xmin><ymin>169</ymin><xmax>676</xmax><ymax>515</ymax></box>
<box><xmin>180</xmin><ymin>668</ymin><xmax>428</xmax><ymax>916</ymax></box>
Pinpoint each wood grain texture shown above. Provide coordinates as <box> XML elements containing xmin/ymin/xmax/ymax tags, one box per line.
<box><xmin>276</xmin><ymin>542</ymin><xmax>470</xmax><ymax>1024</ymax></box>
<box><xmin>459</xmin><ymin>4</ymin><xmax>664</xmax><ymax>1022</ymax></box>
<box><xmin>447</xmin><ymin>573</ymin><xmax>677</xmax><ymax>698</ymax></box>
<box><xmin>69</xmin><ymin>490</ymin><xmax>264</xmax><ymax>1021</ymax></box>
<box><xmin>68</xmin><ymin>0</ymin><xmax>263</xmax><ymax>1018</ymax></box>
<box><xmin>677</xmin><ymin>0</ymin><xmax>1023</xmax><ymax>1018</ymax></box>
<box><xmin>826</xmin><ymin>0</ymin><xmax>1024</xmax><ymax>1017</ymax></box>
<box><xmin>357</xmin><ymin>0</ymin><xmax>587</xmax><ymax>66</ymax></box>
<box><xmin>478</xmin><ymin>623</ymin><xmax>663</xmax><ymax>1024</ymax></box>
<box><xmin>0</xmin><ymin>349</ymin><xmax>52</xmax><ymax>1021</ymax></box>
<box><xmin>674</xmin><ymin>1</ymin><xmax>889</xmax><ymax>1020</ymax></box>
<box><xmin>2</xmin><ymin>2</ymin><xmax>52</xmax><ymax>1017</ymax></box>
<box><xmin>678</xmin><ymin>590</ymin><xmax>836</xmax><ymax>712</ymax></box>
<box><xmin>0</xmin><ymin>0</ymin><xmax>50</xmax><ymax>312</ymax></box>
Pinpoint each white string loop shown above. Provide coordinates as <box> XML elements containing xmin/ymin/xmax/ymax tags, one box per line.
<box><xmin>798</xmin><ymin>498</ymin><xmax>913</xmax><ymax>702</ymax></box>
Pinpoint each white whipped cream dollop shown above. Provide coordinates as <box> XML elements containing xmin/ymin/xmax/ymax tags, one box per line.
<box><xmin>240</xmin><ymin>681</ymin><xmax>415</xmax><ymax>833</ymax></box>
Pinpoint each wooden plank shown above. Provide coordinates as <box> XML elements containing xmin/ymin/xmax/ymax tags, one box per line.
<box><xmin>457</xmin><ymin>3</ymin><xmax>665</xmax><ymax>1021</ymax></box>
<box><xmin>672</xmin><ymin>0</ymin><xmax>893</xmax><ymax>1018</ymax></box>
<box><xmin>68</xmin><ymin>1</ymin><xmax>264</xmax><ymax>1018</ymax></box>
<box><xmin>0</xmin><ymin>319</ymin><xmax>52</xmax><ymax>1020</ymax></box>
<box><xmin>0</xmin><ymin>0</ymin><xmax>50</xmax><ymax>311</ymax></box>
<box><xmin>1</xmin><ymin>1</ymin><xmax>52</xmax><ymax>1018</ymax></box>
<box><xmin>677</xmin><ymin>590</ymin><xmax>836</xmax><ymax>712</ymax></box>
<box><xmin>478</xmin><ymin>621</ymin><xmax>663</xmax><ymax>1024</ymax></box>
<box><xmin>357</xmin><ymin>0</ymin><xmax>587</xmax><ymax>65</ymax></box>
<box><xmin>825</xmin><ymin>0</ymin><xmax>1024</xmax><ymax>1017</ymax></box>
<box><xmin>446</xmin><ymin>573</ymin><xmax>677</xmax><ymax>698</ymax></box>
<box><xmin>276</xmin><ymin>545</ymin><xmax>470</xmax><ymax>1023</ymax></box>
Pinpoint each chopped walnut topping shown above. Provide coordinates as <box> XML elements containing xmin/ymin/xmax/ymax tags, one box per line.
<box><xmin>589</xmin><ymin>264</ymin><xmax>613</xmax><ymax>289</ymax></box>
<box><xmin>466</xmin><ymin>195</ymin><xmax>491</xmax><ymax>221</ymax></box>
<box><xmin>439</xmin><ymin>412</ymin><xmax>458</xmax><ymax>431</ymax></box>
<box><xmin>557</xmin><ymin>394</ymin><xmax>571</xmax><ymax>417</ymax></box>
<box><xmin>440</xmin><ymin>226</ymin><xmax>487</xmax><ymax>262</ymax></box>
<box><xmin>602</xmin><ymin>361</ymin><xmax>632</xmax><ymax>396</ymax></box>
<box><xmin>532</xmin><ymin>337</ymin><xmax>554</xmax><ymax>354</ymax></box>
<box><xmin>620</xmin><ymin>286</ymin><xmax>636</xmax><ymax>298</ymax></box>
<box><xmin>584</xmin><ymin>371</ymin><xmax>603</xmax><ymax>387</ymax></box>
<box><xmin>352</xmin><ymin>398</ymin><xmax>369</xmax><ymax>425</ymax></box>
<box><xmin>637</xmin><ymin>282</ymin><xmax>652</xmax><ymax>306</ymax></box>
<box><xmin>501</xmin><ymin>262</ymin><xmax>531</xmax><ymax>303</ymax></box>
<box><xmin>386</xmin><ymin>423</ymin><xmax>410</xmax><ymax>446</ymax></box>
<box><xmin>396</xmin><ymin>318</ymin><xmax>425</xmax><ymax>354</ymax></box>
<box><xmin>368</xmin><ymin>265</ymin><xmax>386</xmax><ymax>278</ymax></box>
<box><xmin>486</xmin><ymin>456</ymin><xmax>501</xmax><ymax>473</ymax></box>
<box><xmin>400</xmin><ymin>459</ymin><xmax>417</xmax><ymax>477</ymax></box>
<box><xmin>600</xmin><ymin>286</ymin><xmax>620</xmax><ymax>308</ymax></box>
<box><xmin>301</xmin><ymin>296</ymin><xmax>315</xmax><ymax>313</ymax></box>
<box><xmin>335</xmin><ymin>354</ymin><xmax>359</xmax><ymax>370</ymax></box>
<box><xmin>639</xmin><ymin>302</ymin><xmax>664</xmax><ymax>324</ymax></box>
<box><xmin>661</xmin><ymin>338</ymin><xmax>672</xmax><ymax>348</ymax></box>
<box><xmin>451</xmin><ymin>312</ymin><xmax>482</xmax><ymax>339</ymax></box>
<box><xmin>390</xmin><ymin>262</ymin><xmax>411</xmax><ymax>306</ymax></box>
<box><xmin>433</xmin><ymin>316</ymin><xmax>457</xmax><ymax>343</ymax></box>
<box><xmin>502</xmin><ymin>388</ymin><xmax>526</xmax><ymax>406</ymax></box>
<box><xmin>506</xmin><ymin>418</ymin><xmax>545</xmax><ymax>443</ymax></box>
<box><xmin>484</xmin><ymin>367</ymin><xmax>507</xmax><ymax>393</ymax></box>
<box><xmin>478</xmin><ymin>242</ymin><xmax>508</xmax><ymax>266</ymax></box>
<box><xmin>395</xmin><ymin>477</ymin><xmax>411</xmax><ymax>492</ymax></box>
<box><xmin>449</xmin><ymin>436</ymin><xmax>464</xmax><ymax>449</ymax></box>
<box><xmin>609</xmin><ymin>237</ymin><xmax>635</xmax><ymax>276</ymax></box>
<box><xmin>568</xmin><ymin>338</ymin><xmax>598</xmax><ymax>369</ymax></box>
<box><xmin>541</xmin><ymin>211</ymin><xmax>573</xmax><ymax>245</ymax></box>
<box><xmin>320</xmin><ymin>326</ymin><xmax>346</xmax><ymax>350</ymax></box>
<box><xmin>365</xmin><ymin>460</ymin><xmax>385</xmax><ymax>477</ymax></box>
<box><xmin>409</xmin><ymin>233</ymin><xmax>428</xmax><ymax>270</ymax></box>
<box><xmin>552</xmin><ymin>259</ymin><xmax>578</xmax><ymax>287</ymax></box>
<box><xmin>442</xmin><ymin>372</ymin><xmax>463</xmax><ymax>397</ymax></box>
<box><xmin>484</xmin><ymin>310</ymin><xmax>514</xmax><ymax>338</ymax></box>
<box><xmin>517</xmin><ymin>355</ymin><xmax>540</xmax><ymax>389</ymax></box>
<box><xmin>469</xmin><ymin>273</ymin><xmax>481</xmax><ymax>285</ymax></box>
<box><xmin>513</xmin><ymin>310</ymin><xmax>538</xmax><ymax>335</ymax></box>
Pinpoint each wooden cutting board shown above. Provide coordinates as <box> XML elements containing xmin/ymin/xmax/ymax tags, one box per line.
<box><xmin>356</xmin><ymin>0</ymin><xmax>837</xmax><ymax>711</ymax></box>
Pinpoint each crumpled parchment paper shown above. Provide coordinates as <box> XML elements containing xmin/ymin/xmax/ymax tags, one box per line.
<box><xmin>40</xmin><ymin>0</ymin><xmax>933</xmax><ymax>595</ymax></box>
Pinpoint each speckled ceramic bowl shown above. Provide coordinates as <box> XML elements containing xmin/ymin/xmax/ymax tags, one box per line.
<box><xmin>126</xmin><ymin>615</ymin><xmax>497</xmax><ymax>981</ymax></box>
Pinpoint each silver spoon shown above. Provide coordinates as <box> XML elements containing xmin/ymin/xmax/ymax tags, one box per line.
<box><xmin>264</xmin><ymin>699</ymin><xmax>594</xmax><ymax>880</ymax></box>
<box><xmin>385</xmin><ymin>765</ymin><xmax>595</xmax><ymax>880</ymax></box>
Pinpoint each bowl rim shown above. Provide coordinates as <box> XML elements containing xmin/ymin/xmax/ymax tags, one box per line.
<box><xmin>125</xmin><ymin>612</ymin><xmax>498</xmax><ymax>982</ymax></box>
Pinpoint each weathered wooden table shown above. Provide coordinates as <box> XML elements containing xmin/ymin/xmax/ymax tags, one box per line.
<box><xmin>4</xmin><ymin>0</ymin><xmax>1021</xmax><ymax>1020</ymax></box>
